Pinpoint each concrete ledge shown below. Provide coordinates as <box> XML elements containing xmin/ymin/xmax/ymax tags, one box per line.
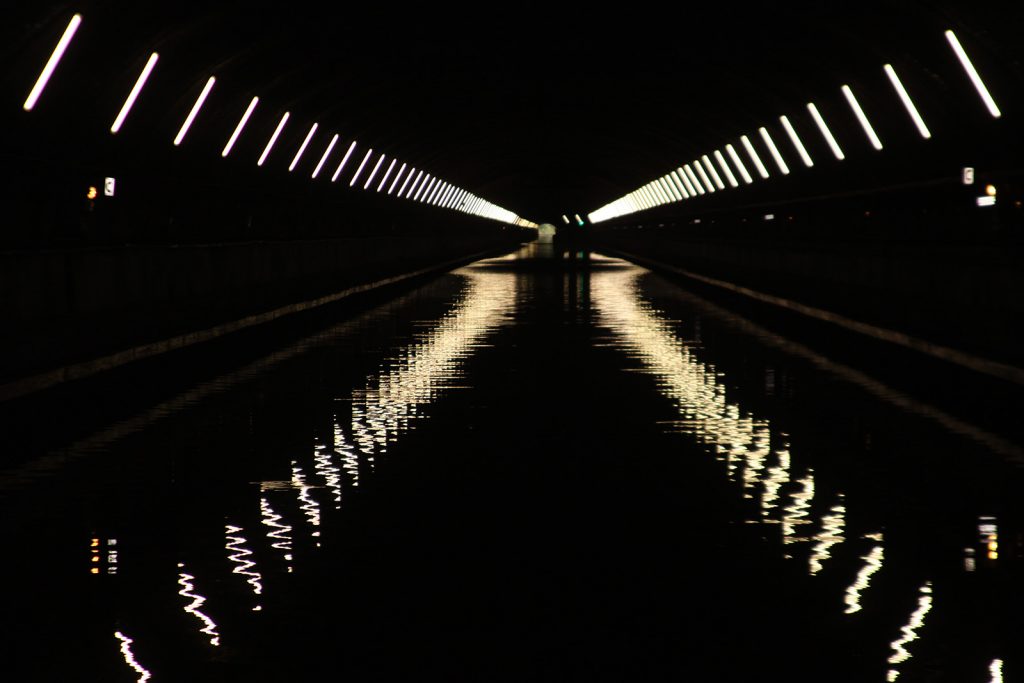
<box><xmin>606</xmin><ymin>248</ymin><xmax>1024</xmax><ymax>386</ymax></box>
<box><xmin>0</xmin><ymin>247</ymin><xmax>505</xmax><ymax>402</ymax></box>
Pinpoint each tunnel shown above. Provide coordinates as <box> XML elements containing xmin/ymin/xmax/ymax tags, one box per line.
<box><xmin>1</xmin><ymin>2</ymin><xmax>1022</xmax><ymax>681</ymax></box>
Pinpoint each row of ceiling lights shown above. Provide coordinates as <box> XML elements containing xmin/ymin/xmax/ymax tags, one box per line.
<box><xmin>587</xmin><ymin>30</ymin><xmax>1002</xmax><ymax>224</ymax></box>
<box><xmin>21</xmin><ymin>13</ymin><xmax>538</xmax><ymax>229</ymax></box>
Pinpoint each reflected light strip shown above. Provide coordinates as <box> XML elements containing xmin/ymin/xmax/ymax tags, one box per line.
<box><xmin>113</xmin><ymin>632</ymin><xmax>152</xmax><ymax>682</ymax></box>
<box><xmin>779</xmin><ymin>115</ymin><xmax>814</xmax><ymax>167</ymax></box>
<box><xmin>222</xmin><ymin>96</ymin><xmax>259</xmax><ymax>157</ymax></box>
<box><xmin>377</xmin><ymin>158</ymin><xmax>397</xmax><ymax>191</ymax></box>
<box><xmin>807</xmin><ymin>102</ymin><xmax>845</xmax><ymax>160</ymax></box>
<box><xmin>759</xmin><ymin>127</ymin><xmax>790</xmax><ymax>174</ymax></box>
<box><xmin>842</xmin><ymin>85</ymin><xmax>883</xmax><ymax>150</ymax></box>
<box><xmin>692</xmin><ymin>162</ymin><xmax>716</xmax><ymax>193</ymax></box>
<box><xmin>883</xmin><ymin>64</ymin><xmax>932</xmax><ymax>138</ymax></box>
<box><xmin>397</xmin><ymin>165</ymin><xmax>417</xmax><ymax>196</ymax></box>
<box><xmin>257</xmin><ymin>111</ymin><xmax>289</xmax><ymax>166</ymax></box>
<box><xmin>808</xmin><ymin>503</ymin><xmax>846</xmax><ymax>574</ymax></box>
<box><xmin>311</xmin><ymin>134</ymin><xmax>339</xmax><ymax>179</ymax></box>
<box><xmin>725</xmin><ymin>144</ymin><xmax>754</xmax><ymax>184</ymax></box>
<box><xmin>683</xmin><ymin>165</ymin><xmax>706</xmax><ymax>195</ymax></box>
<box><xmin>701</xmin><ymin>155</ymin><xmax>725</xmax><ymax>190</ymax></box>
<box><xmin>23</xmin><ymin>13</ymin><xmax>83</xmax><ymax>111</ymax></box>
<box><xmin>713</xmin><ymin>150</ymin><xmax>739</xmax><ymax>187</ymax></box>
<box><xmin>990</xmin><ymin>659</ymin><xmax>1004</xmax><ymax>683</ymax></box>
<box><xmin>740</xmin><ymin>135</ymin><xmax>770</xmax><ymax>178</ymax></box>
<box><xmin>331</xmin><ymin>140</ymin><xmax>357</xmax><ymax>182</ymax></box>
<box><xmin>886</xmin><ymin>582</ymin><xmax>933</xmax><ymax>681</ymax></box>
<box><xmin>844</xmin><ymin>545</ymin><xmax>885</xmax><ymax>614</ymax></box>
<box><xmin>289</xmin><ymin>123</ymin><xmax>318</xmax><ymax>172</ymax></box>
<box><xmin>388</xmin><ymin>163</ymin><xmax>407</xmax><ymax>194</ymax></box>
<box><xmin>349</xmin><ymin>148</ymin><xmax>373</xmax><ymax>187</ymax></box>
<box><xmin>225</xmin><ymin>525</ymin><xmax>263</xmax><ymax>597</ymax></box>
<box><xmin>173</xmin><ymin>76</ymin><xmax>216</xmax><ymax>146</ymax></box>
<box><xmin>177</xmin><ymin>564</ymin><xmax>221</xmax><ymax>646</ymax></box>
<box><xmin>363</xmin><ymin>153</ymin><xmax>386</xmax><ymax>190</ymax></box>
<box><xmin>111</xmin><ymin>52</ymin><xmax>159</xmax><ymax>133</ymax></box>
<box><xmin>669</xmin><ymin>170</ymin><xmax>690</xmax><ymax>198</ymax></box>
<box><xmin>945</xmin><ymin>30</ymin><xmax>1001</xmax><ymax>118</ymax></box>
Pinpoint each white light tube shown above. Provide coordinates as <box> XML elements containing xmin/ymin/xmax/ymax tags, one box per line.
<box><xmin>331</xmin><ymin>140</ymin><xmax>357</xmax><ymax>182</ymax></box>
<box><xmin>883</xmin><ymin>64</ymin><xmax>932</xmax><ymax>138</ymax></box>
<box><xmin>312</xmin><ymin>134</ymin><xmax>339</xmax><ymax>179</ymax></box>
<box><xmin>670</xmin><ymin>170</ymin><xmax>691</xmax><ymax>198</ymax></box>
<box><xmin>349</xmin><ymin>148</ymin><xmax>373</xmax><ymax>187</ymax></box>
<box><xmin>759</xmin><ymin>127</ymin><xmax>790</xmax><ymax>174</ymax></box>
<box><xmin>945</xmin><ymin>30</ymin><xmax>1001</xmax><ymax>118</ymax></box>
<box><xmin>842</xmin><ymin>85</ymin><xmax>883</xmax><ymax>150</ymax></box>
<box><xmin>779</xmin><ymin>116</ymin><xmax>813</xmax><ymax>167</ymax></box>
<box><xmin>713</xmin><ymin>150</ymin><xmax>739</xmax><ymax>187</ymax></box>
<box><xmin>222</xmin><ymin>96</ymin><xmax>259</xmax><ymax>157</ymax></box>
<box><xmin>740</xmin><ymin>135</ymin><xmax>770</xmax><ymax>178</ymax></box>
<box><xmin>389</xmin><ymin>163</ymin><xmax>407</xmax><ymax>194</ymax></box>
<box><xmin>363</xmin><ymin>153</ymin><xmax>385</xmax><ymax>189</ymax></box>
<box><xmin>111</xmin><ymin>52</ymin><xmax>159</xmax><ymax>133</ymax></box>
<box><xmin>683</xmin><ymin>165</ymin><xmax>706</xmax><ymax>194</ymax></box>
<box><xmin>676</xmin><ymin>167</ymin><xmax>699</xmax><ymax>195</ymax></box>
<box><xmin>807</xmin><ymin>103</ymin><xmax>845</xmax><ymax>160</ymax></box>
<box><xmin>377</xmin><ymin>158</ymin><xmax>397</xmax><ymax>191</ymax></box>
<box><xmin>406</xmin><ymin>170</ymin><xmax>425</xmax><ymax>199</ymax></box>
<box><xmin>258</xmin><ymin>112</ymin><xmax>290</xmax><ymax>166</ymax></box>
<box><xmin>289</xmin><ymin>123</ymin><xmax>318</xmax><ymax>171</ymax></box>
<box><xmin>24</xmin><ymin>13</ymin><xmax>82</xmax><ymax>111</ymax></box>
<box><xmin>398</xmin><ymin>167</ymin><xmax>417</xmax><ymax>197</ymax></box>
<box><xmin>413</xmin><ymin>174</ymin><xmax>432</xmax><ymax>201</ymax></box>
<box><xmin>174</xmin><ymin>76</ymin><xmax>216</xmax><ymax>146</ymax></box>
<box><xmin>724</xmin><ymin>144</ymin><xmax>753</xmax><ymax>184</ymax></box>
<box><xmin>701</xmin><ymin>155</ymin><xmax>726</xmax><ymax>189</ymax></box>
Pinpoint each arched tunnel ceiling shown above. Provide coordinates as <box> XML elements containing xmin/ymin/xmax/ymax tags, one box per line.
<box><xmin>4</xmin><ymin>1</ymin><xmax>1024</xmax><ymax>223</ymax></box>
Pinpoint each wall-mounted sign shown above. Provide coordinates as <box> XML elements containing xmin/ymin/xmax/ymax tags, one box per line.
<box><xmin>104</xmin><ymin>177</ymin><xmax>116</xmax><ymax>197</ymax></box>
<box><xmin>962</xmin><ymin>167</ymin><xmax>975</xmax><ymax>185</ymax></box>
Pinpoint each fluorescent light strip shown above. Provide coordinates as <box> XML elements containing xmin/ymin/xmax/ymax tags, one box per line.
<box><xmin>653</xmin><ymin>181</ymin><xmax>670</xmax><ymax>204</ymax></box>
<box><xmin>683</xmin><ymin>165</ymin><xmax>706</xmax><ymax>195</ymax></box>
<box><xmin>413</xmin><ymin>174</ymin><xmax>432</xmax><ymax>201</ymax></box>
<box><xmin>377</xmin><ymin>159</ymin><xmax>397</xmax><ymax>191</ymax></box>
<box><xmin>363</xmin><ymin>153</ymin><xmax>386</xmax><ymax>190</ymax></box>
<box><xmin>644</xmin><ymin>185</ymin><xmax>659</xmax><ymax>206</ymax></box>
<box><xmin>111</xmin><ymin>52</ymin><xmax>159</xmax><ymax>133</ymax></box>
<box><xmin>174</xmin><ymin>76</ymin><xmax>216</xmax><ymax>146</ymax></box>
<box><xmin>676</xmin><ymin>167</ymin><xmax>699</xmax><ymax>195</ymax></box>
<box><xmin>658</xmin><ymin>179</ymin><xmax>675</xmax><ymax>202</ymax></box>
<box><xmin>740</xmin><ymin>135</ymin><xmax>770</xmax><ymax>179</ymax></box>
<box><xmin>407</xmin><ymin>171</ymin><xmax>425</xmax><ymax>199</ymax></box>
<box><xmin>662</xmin><ymin>176</ymin><xmax>682</xmax><ymax>201</ymax></box>
<box><xmin>311</xmin><ymin>134</ymin><xmax>339</xmax><ymax>179</ymax></box>
<box><xmin>397</xmin><ymin>167</ymin><xmax>417</xmax><ymax>197</ymax></box>
<box><xmin>444</xmin><ymin>188</ymin><xmax>459</xmax><ymax>208</ymax></box>
<box><xmin>668</xmin><ymin>171</ymin><xmax>689</xmax><ymax>198</ymax></box>
<box><xmin>670</xmin><ymin>170</ymin><xmax>690</xmax><ymax>198</ymax></box>
<box><xmin>388</xmin><ymin>163</ymin><xmax>407</xmax><ymax>194</ymax></box>
<box><xmin>448</xmin><ymin>188</ymin><xmax>463</xmax><ymax>209</ymax></box>
<box><xmin>842</xmin><ymin>85</ymin><xmax>883</xmax><ymax>150</ymax></box>
<box><xmin>779</xmin><ymin>116</ymin><xmax>813</xmax><ymax>167</ymax></box>
<box><xmin>713</xmin><ymin>150</ymin><xmax>739</xmax><ymax>187</ymax></box>
<box><xmin>724</xmin><ymin>144</ymin><xmax>753</xmax><ymax>184</ymax></box>
<box><xmin>759</xmin><ymin>127</ymin><xmax>790</xmax><ymax>174</ymax></box>
<box><xmin>428</xmin><ymin>181</ymin><xmax>444</xmax><ymax>204</ymax></box>
<box><xmin>331</xmin><ymin>140</ymin><xmax>357</xmax><ymax>182</ymax></box>
<box><xmin>693</xmin><ymin>161</ymin><xmax>716</xmax><ymax>192</ymax></box>
<box><xmin>945</xmin><ymin>30</ymin><xmax>1001</xmax><ymax>118</ymax></box>
<box><xmin>883</xmin><ymin>64</ymin><xmax>932</xmax><ymax>138</ymax></box>
<box><xmin>439</xmin><ymin>185</ymin><xmax>455</xmax><ymax>207</ymax></box>
<box><xmin>425</xmin><ymin>178</ymin><xmax>442</xmax><ymax>203</ymax></box>
<box><xmin>289</xmin><ymin>123</ymin><xmax>318</xmax><ymax>171</ymax></box>
<box><xmin>701</xmin><ymin>155</ymin><xmax>725</xmax><ymax>189</ymax></box>
<box><xmin>222</xmin><ymin>96</ymin><xmax>259</xmax><ymax>157</ymax></box>
<box><xmin>807</xmin><ymin>103</ymin><xmax>845</xmax><ymax>160</ymax></box>
<box><xmin>23</xmin><ymin>13</ymin><xmax>83</xmax><ymax>111</ymax></box>
<box><xmin>349</xmin><ymin>148</ymin><xmax>373</xmax><ymax>187</ymax></box>
<box><xmin>258</xmin><ymin>112</ymin><xmax>290</xmax><ymax>166</ymax></box>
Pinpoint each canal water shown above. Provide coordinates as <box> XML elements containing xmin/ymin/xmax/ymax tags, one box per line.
<box><xmin>0</xmin><ymin>244</ymin><xmax>1020</xmax><ymax>681</ymax></box>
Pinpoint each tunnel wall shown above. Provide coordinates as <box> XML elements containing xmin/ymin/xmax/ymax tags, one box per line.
<box><xmin>0</xmin><ymin>229</ymin><xmax>527</xmax><ymax>397</ymax></box>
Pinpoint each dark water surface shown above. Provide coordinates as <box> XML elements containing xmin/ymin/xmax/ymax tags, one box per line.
<box><xmin>1</xmin><ymin>245</ymin><xmax>1020</xmax><ymax>681</ymax></box>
